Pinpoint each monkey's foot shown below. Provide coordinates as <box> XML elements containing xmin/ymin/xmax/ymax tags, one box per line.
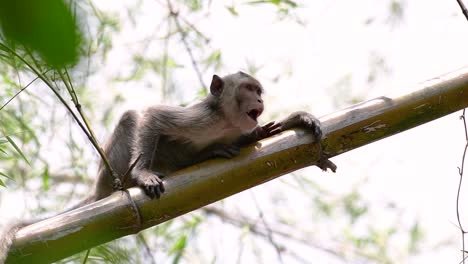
<box><xmin>112</xmin><ymin>177</ymin><xmax>123</xmax><ymax>191</ymax></box>
<box><xmin>138</xmin><ymin>172</ymin><xmax>165</xmax><ymax>199</ymax></box>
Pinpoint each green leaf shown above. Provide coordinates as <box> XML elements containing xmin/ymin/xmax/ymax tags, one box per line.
<box><xmin>0</xmin><ymin>147</ymin><xmax>7</xmax><ymax>155</ymax></box>
<box><xmin>246</xmin><ymin>0</ymin><xmax>269</xmax><ymax>5</ymax></box>
<box><xmin>170</xmin><ymin>235</ymin><xmax>187</xmax><ymax>264</ymax></box>
<box><xmin>0</xmin><ymin>0</ymin><xmax>82</xmax><ymax>67</ymax></box>
<box><xmin>408</xmin><ymin>221</ymin><xmax>423</xmax><ymax>253</ymax></box>
<box><xmin>225</xmin><ymin>6</ymin><xmax>238</xmax><ymax>16</ymax></box>
<box><xmin>0</xmin><ymin>171</ymin><xmax>13</xmax><ymax>180</ymax></box>
<box><xmin>170</xmin><ymin>234</ymin><xmax>187</xmax><ymax>253</ymax></box>
<box><xmin>0</xmin><ymin>171</ymin><xmax>13</xmax><ymax>187</ymax></box>
<box><xmin>5</xmin><ymin>135</ymin><xmax>31</xmax><ymax>166</ymax></box>
<box><xmin>42</xmin><ymin>165</ymin><xmax>49</xmax><ymax>191</ymax></box>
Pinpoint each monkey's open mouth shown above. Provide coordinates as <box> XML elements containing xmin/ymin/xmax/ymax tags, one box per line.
<box><xmin>247</xmin><ymin>109</ymin><xmax>261</xmax><ymax>122</ymax></box>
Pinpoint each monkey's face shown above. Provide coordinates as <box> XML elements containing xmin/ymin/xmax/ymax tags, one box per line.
<box><xmin>212</xmin><ymin>72</ymin><xmax>264</xmax><ymax>133</ymax></box>
<box><xmin>232</xmin><ymin>80</ymin><xmax>264</xmax><ymax>132</ymax></box>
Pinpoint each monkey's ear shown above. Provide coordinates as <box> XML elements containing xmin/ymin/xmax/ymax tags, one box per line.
<box><xmin>210</xmin><ymin>74</ymin><xmax>224</xmax><ymax>96</ymax></box>
<box><xmin>238</xmin><ymin>71</ymin><xmax>248</xmax><ymax>77</ymax></box>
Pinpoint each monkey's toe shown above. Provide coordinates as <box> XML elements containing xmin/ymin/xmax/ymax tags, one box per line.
<box><xmin>312</xmin><ymin>123</ymin><xmax>322</xmax><ymax>141</ymax></box>
<box><xmin>299</xmin><ymin>115</ymin><xmax>322</xmax><ymax>141</ymax></box>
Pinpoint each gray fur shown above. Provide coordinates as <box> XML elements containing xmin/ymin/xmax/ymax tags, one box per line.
<box><xmin>90</xmin><ymin>72</ymin><xmax>269</xmax><ymax>199</ymax></box>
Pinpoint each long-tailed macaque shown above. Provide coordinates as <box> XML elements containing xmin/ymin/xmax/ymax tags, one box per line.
<box><xmin>90</xmin><ymin>71</ymin><xmax>332</xmax><ymax>199</ymax></box>
<box><xmin>0</xmin><ymin>72</ymin><xmax>335</xmax><ymax>262</ymax></box>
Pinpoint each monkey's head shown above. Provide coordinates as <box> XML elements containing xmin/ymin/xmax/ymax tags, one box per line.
<box><xmin>210</xmin><ymin>72</ymin><xmax>264</xmax><ymax>133</ymax></box>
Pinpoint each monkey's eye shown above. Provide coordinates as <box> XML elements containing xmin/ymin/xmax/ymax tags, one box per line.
<box><xmin>245</xmin><ymin>84</ymin><xmax>254</xmax><ymax>91</ymax></box>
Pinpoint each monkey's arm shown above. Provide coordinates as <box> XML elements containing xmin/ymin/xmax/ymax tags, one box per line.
<box><xmin>278</xmin><ymin>111</ymin><xmax>337</xmax><ymax>172</ymax></box>
<box><xmin>194</xmin><ymin>122</ymin><xmax>282</xmax><ymax>163</ymax></box>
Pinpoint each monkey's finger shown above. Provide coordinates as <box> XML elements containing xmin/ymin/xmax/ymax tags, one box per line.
<box><xmin>144</xmin><ymin>186</ymin><xmax>155</xmax><ymax>199</ymax></box>
<box><xmin>268</xmin><ymin>123</ymin><xmax>282</xmax><ymax>132</ymax></box>
<box><xmin>155</xmin><ymin>176</ymin><xmax>165</xmax><ymax>193</ymax></box>
<box><xmin>262</xmin><ymin>121</ymin><xmax>276</xmax><ymax>129</ymax></box>
<box><xmin>268</xmin><ymin>128</ymin><xmax>282</xmax><ymax>136</ymax></box>
<box><xmin>154</xmin><ymin>185</ymin><xmax>161</xmax><ymax>199</ymax></box>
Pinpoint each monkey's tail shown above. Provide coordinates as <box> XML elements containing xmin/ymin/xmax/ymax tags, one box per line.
<box><xmin>0</xmin><ymin>194</ymin><xmax>99</xmax><ymax>263</ymax></box>
<box><xmin>0</xmin><ymin>220</ymin><xmax>37</xmax><ymax>263</ymax></box>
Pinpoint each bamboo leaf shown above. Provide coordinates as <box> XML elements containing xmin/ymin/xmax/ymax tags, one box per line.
<box><xmin>5</xmin><ymin>135</ymin><xmax>31</xmax><ymax>166</ymax></box>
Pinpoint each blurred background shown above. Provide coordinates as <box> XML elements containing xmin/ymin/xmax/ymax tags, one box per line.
<box><xmin>1</xmin><ymin>0</ymin><xmax>468</xmax><ymax>263</ymax></box>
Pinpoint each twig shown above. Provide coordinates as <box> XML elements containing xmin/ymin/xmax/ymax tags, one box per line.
<box><xmin>0</xmin><ymin>75</ymin><xmax>42</xmax><ymax>111</ymax></box>
<box><xmin>459</xmin><ymin>253</ymin><xmax>468</xmax><ymax>264</ymax></box>
<box><xmin>457</xmin><ymin>109</ymin><xmax>468</xmax><ymax>263</ymax></box>
<box><xmin>81</xmin><ymin>248</ymin><xmax>90</xmax><ymax>264</ymax></box>
<box><xmin>161</xmin><ymin>16</ymin><xmax>171</xmax><ymax>100</ymax></box>
<box><xmin>56</xmin><ymin>69</ymin><xmax>118</xmax><ymax>188</ymax></box>
<box><xmin>137</xmin><ymin>234</ymin><xmax>157</xmax><ymax>264</ymax></box>
<box><xmin>203</xmin><ymin>206</ymin><xmax>345</xmax><ymax>260</ymax></box>
<box><xmin>457</xmin><ymin>0</ymin><xmax>468</xmax><ymax>21</ymax></box>
<box><xmin>180</xmin><ymin>16</ymin><xmax>211</xmax><ymax>44</ymax></box>
<box><xmin>122</xmin><ymin>153</ymin><xmax>142</xmax><ymax>186</ymax></box>
<box><xmin>166</xmin><ymin>0</ymin><xmax>207</xmax><ymax>89</ymax></box>
<box><xmin>250</xmin><ymin>192</ymin><xmax>285</xmax><ymax>264</ymax></box>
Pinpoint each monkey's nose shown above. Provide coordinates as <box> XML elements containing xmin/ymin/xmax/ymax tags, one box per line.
<box><xmin>257</xmin><ymin>99</ymin><xmax>263</xmax><ymax>103</ymax></box>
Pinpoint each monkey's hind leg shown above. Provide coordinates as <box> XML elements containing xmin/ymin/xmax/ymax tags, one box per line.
<box><xmin>131</xmin><ymin>134</ymin><xmax>166</xmax><ymax>199</ymax></box>
<box><xmin>94</xmin><ymin>110</ymin><xmax>139</xmax><ymax>201</ymax></box>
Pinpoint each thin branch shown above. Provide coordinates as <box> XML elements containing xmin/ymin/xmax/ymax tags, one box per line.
<box><xmin>166</xmin><ymin>0</ymin><xmax>207</xmax><ymax>89</ymax></box>
<box><xmin>457</xmin><ymin>108</ymin><xmax>468</xmax><ymax>264</ymax></box>
<box><xmin>250</xmin><ymin>193</ymin><xmax>285</xmax><ymax>264</ymax></box>
<box><xmin>161</xmin><ymin>15</ymin><xmax>170</xmax><ymax>100</ymax></box>
<box><xmin>459</xmin><ymin>253</ymin><xmax>468</xmax><ymax>264</ymax></box>
<box><xmin>457</xmin><ymin>0</ymin><xmax>468</xmax><ymax>21</ymax></box>
<box><xmin>180</xmin><ymin>16</ymin><xmax>211</xmax><ymax>44</ymax></box>
<box><xmin>137</xmin><ymin>234</ymin><xmax>157</xmax><ymax>264</ymax></box>
<box><xmin>203</xmin><ymin>206</ymin><xmax>345</xmax><ymax>260</ymax></box>
<box><xmin>0</xmin><ymin>75</ymin><xmax>41</xmax><ymax>111</ymax></box>
<box><xmin>81</xmin><ymin>249</ymin><xmax>90</xmax><ymax>264</ymax></box>
<box><xmin>57</xmin><ymin>69</ymin><xmax>117</xmax><ymax>186</ymax></box>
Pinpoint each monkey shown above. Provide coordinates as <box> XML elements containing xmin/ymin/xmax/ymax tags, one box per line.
<box><xmin>90</xmin><ymin>71</ymin><xmax>333</xmax><ymax>199</ymax></box>
<box><xmin>0</xmin><ymin>71</ymin><xmax>335</xmax><ymax>263</ymax></box>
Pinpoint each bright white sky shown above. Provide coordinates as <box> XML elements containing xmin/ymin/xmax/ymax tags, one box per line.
<box><xmin>3</xmin><ymin>0</ymin><xmax>468</xmax><ymax>263</ymax></box>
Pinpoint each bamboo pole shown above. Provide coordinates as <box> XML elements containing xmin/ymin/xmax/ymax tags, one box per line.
<box><xmin>6</xmin><ymin>68</ymin><xmax>468</xmax><ymax>263</ymax></box>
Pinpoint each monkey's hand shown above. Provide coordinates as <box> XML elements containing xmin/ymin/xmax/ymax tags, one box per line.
<box><xmin>135</xmin><ymin>170</ymin><xmax>165</xmax><ymax>199</ymax></box>
<box><xmin>280</xmin><ymin>111</ymin><xmax>337</xmax><ymax>172</ymax></box>
<box><xmin>255</xmin><ymin>121</ymin><xmax>282</xmax><ymax>140</ymax></box>
<box><xmin>235</xmin><ymin>122</ymin><xmax>282</xmax><ymax>146</ymax></box>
